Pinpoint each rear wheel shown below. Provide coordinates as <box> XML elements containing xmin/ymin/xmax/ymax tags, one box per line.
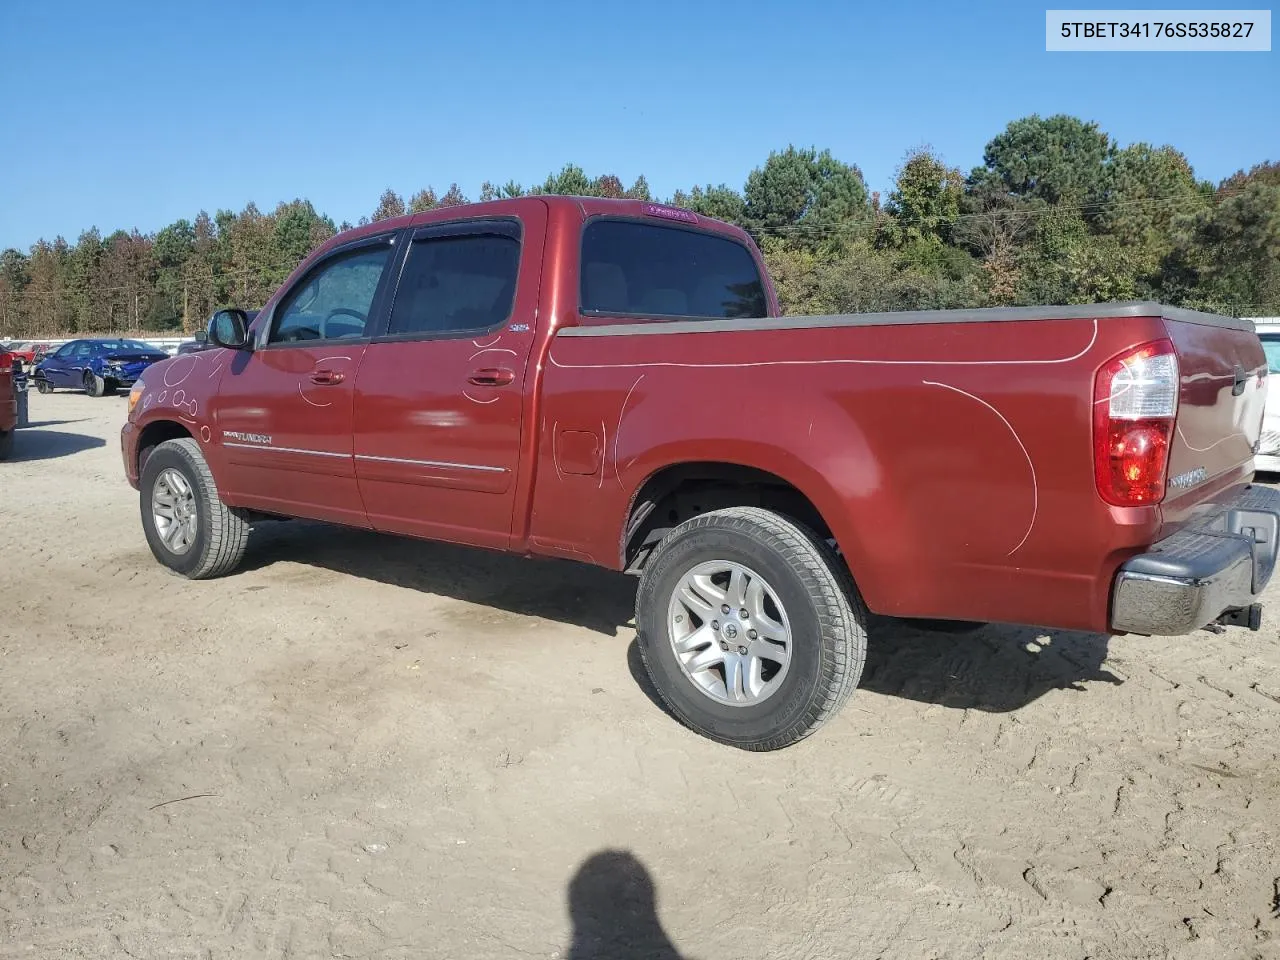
<box><xmin>139</xmin><ymin>437</ymin><xmax>251</xmax><ymax>579</ymax></box>
<box><xmin>83</xmin><ymin>370</ymin><xmax>105</xmax><ymax>397</ymax></box>
<box><xmin>636</xmin><ymin>506</ymin><xmax>868</xmax><ymax>751</ymax></box>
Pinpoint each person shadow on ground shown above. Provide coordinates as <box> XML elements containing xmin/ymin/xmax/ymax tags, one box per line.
<box><xmin>566</xmin><ymin>850</ymin><xmax>685</xmax><ymax>960</ymax></box>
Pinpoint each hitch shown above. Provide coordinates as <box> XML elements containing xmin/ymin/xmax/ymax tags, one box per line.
<box><xmin>1214</xmin><ymin>604</ymin><xmax>1263</xmax><ymax>631</ymax></box>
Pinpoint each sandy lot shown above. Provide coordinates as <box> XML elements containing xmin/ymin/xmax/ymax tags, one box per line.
<box><xmin>2</xmin><ymin>390</ymin><xmax>1280</xmax><ymax>960</ymax></box>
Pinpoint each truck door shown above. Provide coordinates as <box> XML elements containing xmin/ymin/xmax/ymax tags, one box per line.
<box><xmin>212</xmin><ymin>233</ymin><xmax>397</xmax><ymax>526</ymax></box>
<box><xmin>352</xmin><ymin>210</ymin><xmax>546</xmax><ymax>550</ymax></box>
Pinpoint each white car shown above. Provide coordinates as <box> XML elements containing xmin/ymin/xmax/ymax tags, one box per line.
<box><xmin>1255</xmin><ymin>322</ymin><xmax>1280</xmax><ymax>473</ymax></box>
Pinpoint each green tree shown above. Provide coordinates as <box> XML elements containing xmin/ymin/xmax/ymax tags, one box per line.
<box><xmin>538</xmin><ymin>163</ymin><xmax>592</xmax><ymax>196</ymax></box>
<box><xmin>1220</xmin><ymin>161</ymin><xmax>1280</xmax><ymax>193</ymax></box>
<box><xmin>882</xmin><ymin>147</ymin><xmax>964</xmax><ymax>247</ymax></box>
<box><xmin>671</xmin><ymin>184</ymin><xmax>746</xmax><ymax>224</ymax></box>
<box><xmin>978</xmin><ymin>114</ymin><xmax>1114</xmax><ymax>207</ymax></box>
<box><xmin>1162</xmin><ymin>181</ymin><xmax>1280</xmax><ymax>314</ymax></box>
<box><xmin>592</xmin><ymin>174</ymin><xmax>626</xmax><ymax>198</ymax></box>
<box><xmin>408</xmin><ymin>188</ymin><xmax>438</xmax><ymax>213</ymax></box>
<box><xmin>625</xmin><ymin>175</ymin><xmax>651</xmax><ymax>201</ymax></box>
<box><xmin>438</xmin><ymin>183</ymin><xmax>468</xmax><ymax>207</ymax></box>
<box><xmin>1098</xmin><ymin>144</ymin><xmax>1205</xmax><ymax>249</ymax></box>
<box><xmin>372</xmin><ymin>188</ymin><xmax>406</xmax><ymax>221</ymax></box>
<box><xmin>743</xmin><ymin>146</ymin><xmax>868</xmax><ymax>248</ymax></box>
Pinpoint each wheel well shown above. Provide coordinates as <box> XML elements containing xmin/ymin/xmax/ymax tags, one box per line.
<box><xmin>623</xmin><ymin>462</ymin><xmax>835</xmax><ymax>572</ymax></box>
<box><xmin>137</xmin><ymin>420</ymin><xmax>193</xmax><ymax>475</ymax></box>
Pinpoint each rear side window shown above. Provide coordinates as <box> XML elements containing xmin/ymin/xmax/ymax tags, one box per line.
<box><xmin>580</xmin><ymin>219</ymin><xmax>767</xmax><ymax>319</ymax></box>
<box><xmin>387</xmin><ymin>228</ymin><xmax>521</xmax><ymax>337</ymax></box>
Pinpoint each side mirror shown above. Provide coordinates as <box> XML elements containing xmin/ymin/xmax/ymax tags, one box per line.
<box><xmin>209</xmin><ymin>309</ymin><xmax>250</xmax><ymax>350</ymax></box>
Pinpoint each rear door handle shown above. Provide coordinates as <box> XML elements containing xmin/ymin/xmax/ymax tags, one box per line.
<box><xmin>468</xmin><ymin>367</ymin><xmax>515</xmax><ymax>386</ymax></box>
<box><xmin>311</xmin><ymin>369</ymin><xmax>345</xmax><ymax>385</ymax></box>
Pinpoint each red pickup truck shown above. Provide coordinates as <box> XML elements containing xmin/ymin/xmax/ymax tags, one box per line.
<box><xmin>121</xmin><ymin>196</ymin><xmax>1278</xmax><ymax>750</ymax></box>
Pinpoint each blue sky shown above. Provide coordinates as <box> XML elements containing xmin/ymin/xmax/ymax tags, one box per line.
<box><xmin>0</xmin><ymin>0</ymin><xmax>1275</xmax><ymax>249</ymax></box>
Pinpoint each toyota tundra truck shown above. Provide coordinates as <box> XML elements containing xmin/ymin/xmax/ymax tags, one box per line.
<box><xmin>120</xmin><ymin>196</ymin><xmax>1278</xmax><ymax>750</ymax></box>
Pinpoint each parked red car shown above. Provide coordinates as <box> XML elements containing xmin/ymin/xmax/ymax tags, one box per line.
<box><xmin>4</xmin><ymin>341</ymin><xmax>50</xmax><ymax>368</ymax></box>
<box><xmin>120</xmin><ymin>196</ymin><xmax>1277</xmax><ymax>749</ymax></box>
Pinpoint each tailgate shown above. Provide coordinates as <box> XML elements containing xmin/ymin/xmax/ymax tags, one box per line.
<box><xmin>1162</xmin><ymin>313</ymin><xmax>1267</xmax><ymax>526</ymax></box>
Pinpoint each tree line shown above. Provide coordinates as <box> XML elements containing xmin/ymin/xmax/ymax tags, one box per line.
<box><xmin>1</xmin><ymin>113</ymin><xmax>1277</xmax><ymax>339</ymax></box>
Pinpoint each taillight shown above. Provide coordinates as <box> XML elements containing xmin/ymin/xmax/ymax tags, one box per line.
<box><xmin>1093</xmin><ymin>339</ymin><xmax>1179</xmax><ymax>506</ymax></box>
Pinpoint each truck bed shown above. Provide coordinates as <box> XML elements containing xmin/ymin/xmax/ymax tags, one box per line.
<box><xmin>530</xmin><ymin>301</ymin><xmax>1265</xmax><ymax>633</ymax></box>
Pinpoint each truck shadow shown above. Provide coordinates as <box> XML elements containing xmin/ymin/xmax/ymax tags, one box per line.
<box><xmin>244</xmin><ymin>522</ymin><xmax>1119</xmax><ymax>714</ymax></box>
<box><xmin>242</xmin><ymin>522</ymin><xmax>637</xmax><ymax>637</ymax></box>
<box><xmin>626</xmin><ymin>620</ymin><xmax>1119</xmax><ymax>717</ymax></box>
<box><xmin>7</xmin><ymin>428</ymin><xmax>106</xmax><ymax>462</ymax></box>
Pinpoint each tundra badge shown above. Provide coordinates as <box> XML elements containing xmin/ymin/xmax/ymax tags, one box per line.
<box><xmin>224</xmin><ymin>431</ymin><xmax>272</xmax><ymax>445</ymax></box>
<box><xmin>1168</xmin><ymin>467</ymin><xmax>1208</xmax><ymax>490</ymax></box>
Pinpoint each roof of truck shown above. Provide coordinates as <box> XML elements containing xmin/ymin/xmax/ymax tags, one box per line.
<box><xmin>323</xmin><ymin>196</ymin><xmax>745</xmax><ymax>251</ymax></box>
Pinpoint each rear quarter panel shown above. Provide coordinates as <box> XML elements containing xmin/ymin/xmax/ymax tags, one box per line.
<box><xmin>531</xmin><ymin>313</ymin><xmax>1176</xmax><ymax>632</ymax></box>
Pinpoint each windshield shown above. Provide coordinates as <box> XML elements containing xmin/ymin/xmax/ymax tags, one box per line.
<box><xmin>1260</xmin><ymin>334</ymin><xmax>1280</xmax><ymax>375</ymax></box>
<box><xmin>96</xmin><ymin>339</ymin><xmax>157</xmax><ymax>353</ymax></box>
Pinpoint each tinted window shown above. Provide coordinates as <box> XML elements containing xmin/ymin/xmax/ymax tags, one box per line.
<box><xmin>580</xmin><ymin>220</ymin><xmax>767</xmax><ymax>319</ymax></box>
<box><xmin>272</xmin><ymin>245</ymin><xmax>391</xmax><ymax>344</ymax></box>
<box><xmin>72</xmin><ymin>342</ymin><xmax>93</xmax><ymax>358</ymax></box>
<box><xmin>53</xmin><ymin>343</ymin><xmax>76</xmax><ymax>358</ymax></box>
<box><xmin>1261</xmin><ymin>334</ymin><xmax>1280</xmax><ymax>374</ymax></box>
<box><xmin>387</xmin><ymin>231</ymin><xmax>521</xmax><ymax>337</ymax></box>
<box><xmin>94</xmin><ymin>339</ymin><xmax>155</xmax><ymax>352</ymax></box>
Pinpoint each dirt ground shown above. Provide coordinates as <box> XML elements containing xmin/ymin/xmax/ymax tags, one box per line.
<box><xmin>2</xmin><ymin>390</ymin><xmax>1280</xmax><ymax>960</ymax></box>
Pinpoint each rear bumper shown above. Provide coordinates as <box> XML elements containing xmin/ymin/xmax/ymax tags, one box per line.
<box><xmin>1111</xmin><ymin>485</ymin><xmax>1280</xmax><ymax>635</ymax></box>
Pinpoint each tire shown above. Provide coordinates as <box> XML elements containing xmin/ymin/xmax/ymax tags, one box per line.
<box><xmin>83</xmin><ymin>370</ymin><xmax>105</xmax><ymax>397</ymax></box>
<box><xmin>35</xmin><ymin>379</ymin><xmax>53</xmax><ymax>394</ymax></box>
<box><xmin>636</xmin><ymin>506</ymin><xmax>868</xmax><ymax>751</ymax></box>
<box><xmin>139</xmin><ymin>437</ymin><xmax>251</xmax><ymax>579</ymax></box>
<box><xmin>0</xmin><ymin>429</ymin><xmax>12</xmax><ymax>460</ymax></box>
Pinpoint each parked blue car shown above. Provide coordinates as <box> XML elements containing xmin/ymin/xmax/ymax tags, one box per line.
<box><xmin>33</xmin><ymin>338</ymin><xmax>169</xmax><ymax>397</ymax></box>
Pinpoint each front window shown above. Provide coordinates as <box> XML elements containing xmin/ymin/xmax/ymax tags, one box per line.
<box><xmin>271</xmin><ymin>244</ymin><xmax>392</xmax><ymax>344</ymax></box>
<box><xmin>580</xmin><ymin>219</ymin><xmax>767</xmax><ymax>320</ymax></box>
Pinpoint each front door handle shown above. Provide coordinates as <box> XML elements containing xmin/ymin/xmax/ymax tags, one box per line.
<box><xmin>311</xmin><ymin>369</ymin><xmax>346</xmax><ymax>385</ymax></box>
<box><xmin>468</xmin><ymin>367</ymin><xmax>515</xmax><ymax>386</ymax></box>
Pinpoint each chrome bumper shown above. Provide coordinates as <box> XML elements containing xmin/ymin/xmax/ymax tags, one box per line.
<box><xmin>1111</xmin><ymin>485</ymin><xmax>1280</xmax><ymax>635</ymax></box>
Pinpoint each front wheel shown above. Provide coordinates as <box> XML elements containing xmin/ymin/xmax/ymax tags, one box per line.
<box><xmin>636</xmin><ymin>507</ymin><xmax>868</xmax><ymax>751</ymax></box>
<box><xmin>35</xmin><ymin>379</ymin><xmax>53</xmax><ymax>394</ymax></box>
<box><xmin>139</xmin><ymin>437</ymin><xmax>251</xmax><ymax>578</ymax></box>
<box><xmin>83</xmin><ymin>370</ymin><xmax>105</xmax><ymax>397</ymax></box>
